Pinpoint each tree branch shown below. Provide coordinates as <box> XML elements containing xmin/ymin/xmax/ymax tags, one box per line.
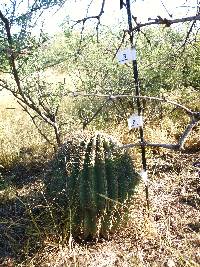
<box><xmin>70</xmin><ymin>92</ymin><xmax>194</xmax><ymax>115</ymax></box>
<box><xmin>17</xmin><ymin>101</ymin><xmax>55</xmax><ymax>146</ymax></box>
<box><xmin>72</xmin><ymin>0</ymin><xmax>105</xmax><ymax>27</ymax></box>
<box><xmin>130</xmin><ymin>14</ymin><xmax>200</xmax><ymax>32</ymax></box>
<box><xmin>0</xmin><ymin>10</ymin><xmax>22</xmax><ymax>94</ymax></box>
<box><xmin>118</xmin><ymin>114</ymin><xmax>200</xmax><ymax>151</ymax></box>
<box><xmin>119</xmin><ymin>142</ymin><xmax>179</xmax><ymax>150</ymax></box>
<box><xmin>180</xmin><ymin>20</ymin><xmax>196</xmax><ymax>54</ymax></box>
<box><xmin>83</xmin><ymin>96</ymin><xmax>111</xmax><ymax>129</ymax></box>
<box><xmin>178</xmin><ymin>116</ymin><xmax>200</xmax><ymax>149</ymax></box>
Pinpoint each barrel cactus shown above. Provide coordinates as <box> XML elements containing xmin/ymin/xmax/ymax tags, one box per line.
<box><xmin>45</xmin><ymin>132</ymin><xmax>140</xmax><ymax>239</ymax></box>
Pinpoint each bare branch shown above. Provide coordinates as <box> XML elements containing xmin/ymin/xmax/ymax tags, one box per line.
<box><xmin>70</xmin><ymin>92</ymin><xmax>194</xmax><ymax>115</ymax></box>
<box><xmin>0</xmin><ymin>10</ymin><xmax>22</xmax><ymax>93</ymax></box>
<box><xmin>72</xmin><ymin>0</ymin><xmax>106</xmax><ymax>27</ymax></box>
<box><xmin>180</xmin><ymin>20</ymin><xmax>196</xmax><ymax>54</ymax></box>
<box><xmin>18</xmin><ymin>101</ymin><xmax>55</xmax><ymax>146</ymax></box>
<box><xmin>113</xmin><ymin>30</ymin><xmax>127</xmax><ymax>60</ymax></box>
<box><xmin>83</xmin><ymin>96</ymin><xmax>111</xmax><ymax>129</ymax></box>
<box><xmin>130</xmin><ymin>14</ymin><xmax>200</xmax><ymax>32</ymax></box>
<box><xmin>119</xmin><ymin>142</ymin><xmax>179</xmax><ymax>150</ymax></box>
<box><xmin>178</xmin><ymin>116</ymin><xmax>200</xmax><ymax>149</ymax></box>
<box><xmin>118</xmin><ymin>114</ymin><xmax>200</xmax><ymax>151</ymax></box>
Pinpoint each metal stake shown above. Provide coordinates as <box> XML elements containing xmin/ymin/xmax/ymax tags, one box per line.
<box><xmin>125</xmin><ymin>0</ymin><xmax>150</xmax><ymax>213</ymax></box>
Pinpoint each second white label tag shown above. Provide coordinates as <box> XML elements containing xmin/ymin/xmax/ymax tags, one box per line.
<box><xmin>127</xmin><ymin>114</ymin><xmax>143</xmax><ymax>130</ymax></box>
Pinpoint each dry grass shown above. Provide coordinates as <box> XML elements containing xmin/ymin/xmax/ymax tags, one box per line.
<box><xmin>0</xmin><ymin>90</ymin><xmax>200</xmax><ymax>267</ymax></box>
<box><xmin>0</xmin><ymin>90</ymin><xmax>53</xmax><ymax>169</ymax></box>
<box><xmin>9</xmin><ymin>150</ymin><xmax>199</xmax><ymax>267</ymax></box>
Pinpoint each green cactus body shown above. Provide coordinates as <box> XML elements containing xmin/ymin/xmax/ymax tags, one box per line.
<box><xmin>117</xmin><ymin>153</ymin><xmax>130</xmax><ymax>202</ymax></box>
<box><xmin>126</xmin><ymin>158</ymin><xmax>140</xmax><ymax>198</ymax></box>
<box><xmin>45</xmin><ymin>133</ymin><xmax>140</xmax><ymax>239</ymax></box>
<box><xmin>79</xmin><ymin>138</ymin><xmax>97</xmax><ymax>238</ymax></box>
<box><xmin>66</xmin><ymin>143</ymin><xmax>85</xmax><ymax>234</ymax></box>
<box><xmin>94</xmin><ymin>135</ymin><xmax>107</xmax><ymax>214</ymax></box>
<box><xmin>104</xmin><ymin>140</ymin><xmax>118</xmax><ymax>202</ymax></box>
<box><xmin>100</xmin><ymin>139</ymin><xmax>118</xmax><ymax>234</ymax></box>
<box><xmin>45</xmin><ymin>142</ymin><xmax>71</xmax><ymax>208</ymax></box>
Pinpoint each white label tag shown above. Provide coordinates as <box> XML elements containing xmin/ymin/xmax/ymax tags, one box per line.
<box><xmin>140</xmin><ymin>170</ymin><xmax>148</xmax><ymax>185</ymax></box>
<box><xmin>127</xmin><ymin>114</ymin><xmax>143</xmax><ymax>130</ymax></box>
<box><xmin>116</xmin><ymin>48</ymin><xmax>136</xmax><ymax>64</ymax></box>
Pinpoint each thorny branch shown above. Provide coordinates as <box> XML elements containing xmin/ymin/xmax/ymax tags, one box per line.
<box><xmin>83</xmin><ymin>96</ymin><xmax>111</xmax><ymax>129</ymax></box>
<box><xmin>119</xmin><ymin>116</ymin><xmax>200</xmax><ymax>151</ymax></box>
<box><xmin>17</xmin><ymin>101</ymin><xmax>55</xmax><ymax>146</ymax></box>
<box><xmin>73</xmin><ymin>0</ymin><xmax>105</xmax><ymax>27</ymax></box>
<box><xmin>70</xmin><ymin>93</ymin><xmax>195</xmax><ymax>115</ymax></box>
<box><xmin>112</xmin><ymin>30</ymin><xmax>127</xmax><ymax>60</ymax></box>
<box><xmin>130</xmin><ymin>14</ymin><xmax>200</xmax><ymax>33</ymax></box>
<box><xmin>0</xmin><ymin>9</ymin><xmax>61</xmax><ymax>146</ymax></box>
<box><xmin>0</xmin><ymin>10</ymin><xmax>22</xmax><ymax>94</ymax></box>
<box><xmin>71</xmin><ymin>0</ymin><xmax>106</xmax><ymax>52</ymax></box>
<box><xmin>180</xmin><ymin>20</ymin><xmax>197</xmax><ymax>54</ymax></box>
<box><xmin>76</xmin><ymin>1</ymin><xmax>200</xmax><ymax>46</ymax></box>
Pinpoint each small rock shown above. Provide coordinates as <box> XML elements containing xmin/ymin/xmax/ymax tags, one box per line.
<box><xmin>165</xmin><ymin>259</ymin><xmax>176</xmax><ymax>267</ymax></box>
